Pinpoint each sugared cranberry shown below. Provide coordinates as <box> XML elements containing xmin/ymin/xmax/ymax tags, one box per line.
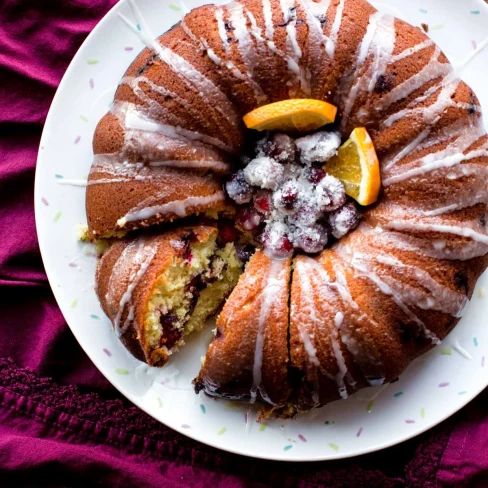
<box><xmin>293</xmin><ymin>225</ymin><xmax>328</xmax><ymax>253</ymax></box>
<box><xmin>315</xmin><ymin>175</ymin><xmax>346</xmax><ymax>212</ymax></box>
<box><xmin>255</xmin><ymin>135</ymin><xmax>274</xmax><ymax>157</ymax></box>
<box><xmin>262</xmin><ymin>222</ymin><xmax>294</xmax><ymax>258</ymax></box>
<box><xmin>243</xmin><ymin>156</ymin><xmax>285</xmax><ymax>190</ymax></box>
<box><xmin>296</xmin><ymin>131</ymin><xmax>341</xmax><ymax>165</ymax></box>
<box><xmin>329</xmin><ymin>202</ymin><xmax>361</xmax><ymax>239</ymax></box>
<box><xmin>270</xmin><ymin>133</ymin><xmax>296</xmax><ymax>163</ymax></box>
<box><xmin>291</xmin><ymin>202</ymin><xmax>321</xmax><ymax>226</ymax></box>
<box><xmin>235</xmin><ymin>206</ymin><xmax>263</xmax><ymax>231</ymax></box>
<box><xmin>218</xmin><ymin>222</ymin><xmax>240</xmax><ymax>245</ymax></box>
<box><xmin>273</xmin><ymin>181</ymin><xmax>300</xmax><ymax>214</ymax></box>
<box><xmin>253</xmin><ymin>190</ymin><xmax>273</xmax><ymax>215</ymax></box>
<box><xmin>225</xmin><ymin>170</ymin><xmax>254</xmax><ymax>204</ymax></box>
<box><xmin>305</xmin><ymin>167</ymin><xmax>326</xmax><ymax>184</ymax></box>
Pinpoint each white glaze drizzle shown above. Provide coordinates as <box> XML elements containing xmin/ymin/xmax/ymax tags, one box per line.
<box><xmin>118</xmin><ymin>5</ymin><xmax>239</xmax><ymax>130</ymax></box>
<box><xmin>56</xmin><ymin>179</ymin><xmax>88</xmax><ymax>187</ymax></box>
<box><xmin>385</xmin><ymin>221</ymin><xmax>488</xmax><ymax>246</ymax></box>
<box><xmin>250</xmin><ymin>259</ymin><xmax>287</xmax><ymax>404</ymax></box>
<box><xmin>117</xmin><ymin>192</ymin><xmax>225</xmax><ymax>227</ymax></box>
<box><xmin>325</xmin><ymin>0</ymin><xmax>345</xmax><ymax>59</ymax></box>
<box><xmin>340</xmin><ymin>12</ymin><xmax>396</xmax><ymax>129</ymax></box>
<box><xmin>451</xmin><ymin>340</ymin><xmax>473</xmax><ymax>360</ymax></box>
<box><xmin>107</xmin><ymin>237</ymin><xmax>158</xmax><ymax>334</ymax></box>
<box><xmin>335</xmin><ymin>244</ymin><xmax>440</xmax><ymax>344</ymax></box>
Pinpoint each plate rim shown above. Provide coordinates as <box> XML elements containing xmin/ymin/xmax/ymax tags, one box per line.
<box><xmin>34</xmin><ymin>0</ymin><xmax>488</xmax><ymax>462</ymax></box>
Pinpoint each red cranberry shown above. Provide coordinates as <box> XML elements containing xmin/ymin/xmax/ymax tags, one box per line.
<box><xmin>274</xmin><ymin>181</ymin><xmax>299</xmax><ymax>212</ymax></box>
<box><xmin>218</xmin><ymin>222</ymin><xmax>240</xmax><ymax>245</ymax></box>
<box><xmin>307</xmin><ymin>167</ymin><xmax>326</xmax><ymax>184</ymax></box>
<box><xmin>160</xmin><ymin>315</ymin><xmax>182</xmax><ymax>350</ymax></box>
<box><xmin>225</xmin><ymin>170</ymin><xmax>254</xmax><ymax>204</ymax></box>
<box><xmin>235</xmin><ymin>206</ymin><xmax>263</xmax><ymax>231</ymax></box>
<box><xmin>254</xmin><ymin>191</ymin><xmax>273</xmax><ymax>215</ymax></box>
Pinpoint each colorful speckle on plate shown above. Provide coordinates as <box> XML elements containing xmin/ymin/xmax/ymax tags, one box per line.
<box><xmin>474</xmin><ymin>337</ymin><xmax>479</xmax><ymax>346</ymax></box>
<box><xmin>125</xmin><ymin>46</ymin><xmax>134</xmax><ymax>51</ymax></box>
<box><xmin>89</xmin><ymin>78</ymin><xmax>94</xmax><ymax>89</ymax></box>
<box><xmin>405</xmin><ymin>420</ymin><xmax>415</xmax><ymax>424</ymax></box>
<box><xmin>87</xmin><ymin>58</ymin><xmax>99</xmax><ymax>65</ymax></box>
<box><xmin>74</xmin><ymin>136</ymin><xmax>81</xmax><ymax>144</ymax></box>
<box><xmin>80</xmin><ymin>114</ymin><xmax>89</xmax><ymax>122</ymax></box>
<box><xmin>70</xmin><ymin>299</ymin><xmax>78</xmax><ymax>308</ymax></box>
<box><xmin>324</xmin><ymin>420</ymin><xmax>335</xmax><ymax>425</ymax></box>
<box><xmin>357</xmin><ymin>427</ymin><xmax>363</xmax><ymax>437</ymax></box>
<box><xmin>200</xmin><ymin>404</ymin><xmax>206</xmax><ymax>414</ymax></box>
<box><xmin>439</xmin><ymin>382</ymin><xmax>450</xmax><ymax>388</ymax></box>
<box><xmin>217</xmin><ymin>427</ymin><xmax>227</xmax><ymax>436</ymax></box>
<box><xmin>394</xmin><ymin>391</ymin><xmax>404</xmax><ymax>398</ymax></box>
<box><xmin>53</xmin><ymin>211</ymin><xmax>62</xmax><ymax>222</ymax></box>
<box><xmin>421</xmin><ymin>408</ymin><xmax>425</xmax><ymax>419</ymax></box>
<box><xmin>283</xmin><ymin>445</ymin><xmax>293</xmax><ymax>451</ymax></box>
<box><xmin>102</xmin><ymin>348</ymin><xmax>112</xmax><ymax>356</ymax></box>
<box><xmin>298</xmin><ymin>434</ymin><xmax>307</xmax><ymax>443</ymax></box>
<box><xmin>169</xmin><ymin>3</ymin><xmax>182</xmax><ymax>10</ymax></box>
<box><xmin>440</xmin><ymin>349</ymin><xmax>452</xmax><ymax>355</ymax></box>
<box><xmin>181</xmin><ymin>424</ymin><xmax>190</xmax><ymax>429</ymax></box>
<box><xmin>157</xmin><ymin>397</ymin><xmax>163</xmax><ymax>408</ymax></box>
<box><xmin>419</xmin><ymin>8</ymin><xmax>428</xmax><ymax>13</ymax></box>
<box><xmin>91</xmin><ymin>314</ymin><xmax>101</xmax><ymax>319</ymax></box>
<box><xmin>258</xmin><ymin>423</ymin><xmax>267</xmax><ymax>432</ymax></box>
<box><xmin>329</xmin><ymin>443</ymin><xmax>339</xmax><ymax>452</ymax></box>
<box><xmin>115</xmin><ymin>368</ymin><xmax>129</xmax><ymax>375</ymax></box>
<box><xmin>366</xmin><ymin>401</ymin><xmax>375</xmax><ymax>413</ymax></box>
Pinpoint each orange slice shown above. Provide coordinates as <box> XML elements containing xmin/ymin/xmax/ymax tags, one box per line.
<box><xmin>243</xmin><ymin>99</ymin><xmax>337</xmax><ymax>132</ymax></box>
<box><xmin>324</xmin><ymin>127</ymin><xmax>381</xmax><ymax>206</ymax></box>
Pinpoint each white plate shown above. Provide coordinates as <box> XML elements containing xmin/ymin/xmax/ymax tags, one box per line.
<box><xmin>35</xmin><ymin>0</ymin><xmax>488</xmax><ymax>461</ymax></box>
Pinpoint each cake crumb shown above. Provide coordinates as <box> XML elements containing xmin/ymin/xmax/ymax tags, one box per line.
<box><xmin>421</xmin><ymin>23</ymin><xmax>429</xmax><ymax>33</ymax></box>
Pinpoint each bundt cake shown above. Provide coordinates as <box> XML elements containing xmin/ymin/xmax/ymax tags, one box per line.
<box><xmin>89</xmin><ymin>0</ymin><xmax>488</xmax><ymax>414</ymax></box>
<box><xmin>96</xmin><ymin>226</ymin><xmax>243</xmax><ymax>366</ymax></box>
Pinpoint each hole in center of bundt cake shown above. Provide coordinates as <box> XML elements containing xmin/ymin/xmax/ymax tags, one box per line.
<box><xmin>224</xmin><ymin>130</ymin><xmax>361</xmax><ymax>258</ymax></box>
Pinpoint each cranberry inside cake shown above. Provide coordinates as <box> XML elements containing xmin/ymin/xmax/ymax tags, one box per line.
<box><xmin>226</xmin><ymin>131</ymin><xmax>361</xmax><ymax>257</ymax></box>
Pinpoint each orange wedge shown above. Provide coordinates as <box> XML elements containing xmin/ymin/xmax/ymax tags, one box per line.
<box><xmin>324</xmin><ymin>127</ymin><xmax>381</xmax><ymax>206</ymax></box>
<box><xmin>243</xmin><ymin>99</ymin><xmax>337</xmax><ymax>132</ymax></box>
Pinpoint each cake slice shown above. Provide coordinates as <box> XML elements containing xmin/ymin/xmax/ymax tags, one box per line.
<box><xmin>96</xmin><ymin>226</ymin><xmax>243</xmax><ymax>366</ymax></box>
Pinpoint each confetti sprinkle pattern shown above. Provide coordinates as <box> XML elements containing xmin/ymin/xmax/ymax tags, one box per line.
<box><xmin>87</xmin><ymin>58</ymin><xmax>99</xmax><ymax>65</ymax></box>
<box><xmin>394</xmin><ymin>392</ymin><xmax>404</xmax><ymax>398</ymax></box>
<box><xmin>89</xmin><ymin>78</ymin><xmax>94</xmax><ymax>89</ymax></box>
<box><xmin>74</xmin><ymin>136</ymin><xmax>81</xmax><ymax>144</ymax></box>
<box><xmin>405</xmin><ymin>420</ymin><xmax>415</xmax><ymax>424</ymax></box>
<box><xmin>441</xmin><ymin>349</ymin><xmax>452</xmax><ymax>355</ymax></box>
<box><xmin>421</xmin><ymin>408</ymin><xmax>425</xmax><ymax>419</ymax></box>
<box><xmin>439</xmin><ymin>382</ymin><xmax>450</xmax><ymax>388</ymax></box>
<box><xmin>366</xmin><ymin>401</ymin><xmax>375</xmax><ymax>413</ymax></box>
<box><xmin>41</xmin><ymin>197</ymin><xmax>49</xmax><ymax>206</ymax></box>
<box><xmin>169</xmin><ymin>3</ymin><xmax>182</xmax><ymax>10</ymax></box>
<box><xmin>125</xmin><ymin>46</ymin><xmax>134</xmax><ymax>51</ymax></box>
<box><xmin>258</xmin><ymin>423</ymin><xmax>267</xmax><ymax>432</ymax></box>
<box><xmin>357</xmin><ymin>427</ymin><xmax>363</xmax><ymax>437</ymax></box>
<box><xmin>102</xmin><ymin>348</ymin><xmax>112</xmax><ymax>356</ymax></box>
<box><xmin>298</xmin><ymin>434</ymin><xmax>307</xmax><ymax>443</ymax></box>
<box><xmin>53</xmin><ymin>210</ymin><xmax>62</xmax><ymax>222</ymax></box>
<box><xmin>200</xmin><ymin>404</ymin><xmax>206</xmax><ymax>413</ymax></box>
<box><xmin>91</xmin><ymin>314</ymin><xmax>101</xmax><ymax>319</ymax></box>
<box><xmin>283</xmin><ymin>445</ymin><xmax>293</xmax><ymax>451</ymax></box>
<box><xmin>115</xmin><ymin>368</ymin><xmax>129</xmax><ymax>375</ymax></box>
<box><xmin>70</xmin><ymin>299</ymin><xmax>78</xmax><ymax>308</ymax></box>
<box><xmin>216</xmin><ymin>427</ymin><xmax>227</xmax><ymax>436</ymax></box>
<box><xmin>419</xmin><ymin>8</ymin><xmax>428</xmax><ymax>14</ymax></box>
<box><xmin>181</xmin><ymin>424</ymin><xmax>190</xmax><ymax>429</ymax></box>
<box><xmin>80</xmin><ymin>114</ymin><xmax>89</xmax><ymax>122</ymax></box>
<box><xmin>474</xmin><ymin>337</ymin><xmax>479</xmax><ymax>346</ymax></box>
<box><xmin>157</xmin><ymin>397</ymin><xmax>163</xmax><ymax>408</ymax></box>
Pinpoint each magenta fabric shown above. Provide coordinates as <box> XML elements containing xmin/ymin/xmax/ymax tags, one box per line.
<box><xmin>0</xmin><ymin>1</ymin><xmax>487</xmax><ymax>486</ymax></box>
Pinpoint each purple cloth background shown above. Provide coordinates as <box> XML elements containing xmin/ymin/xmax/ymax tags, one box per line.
<box><xmin>1</xmin><ymin>1</ymin><xmax>487</xmax><ymax>486</ymax></box>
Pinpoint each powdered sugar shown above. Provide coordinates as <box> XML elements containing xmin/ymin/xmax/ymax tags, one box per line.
<box><xmin>227</xmin><ymin>131</ymin><xmax>361</xmax><ymax>257</ymax></box>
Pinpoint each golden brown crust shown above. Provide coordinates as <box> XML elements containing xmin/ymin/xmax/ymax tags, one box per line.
<box><xmin>96</xmin><ymin>226</ymin><xmax>217</xmax><ymax>366</ymax></box>
<box><xmin>195</xmin><ymin>251</ymin><xmax>292</xmax><ymax>407</ymax></box>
